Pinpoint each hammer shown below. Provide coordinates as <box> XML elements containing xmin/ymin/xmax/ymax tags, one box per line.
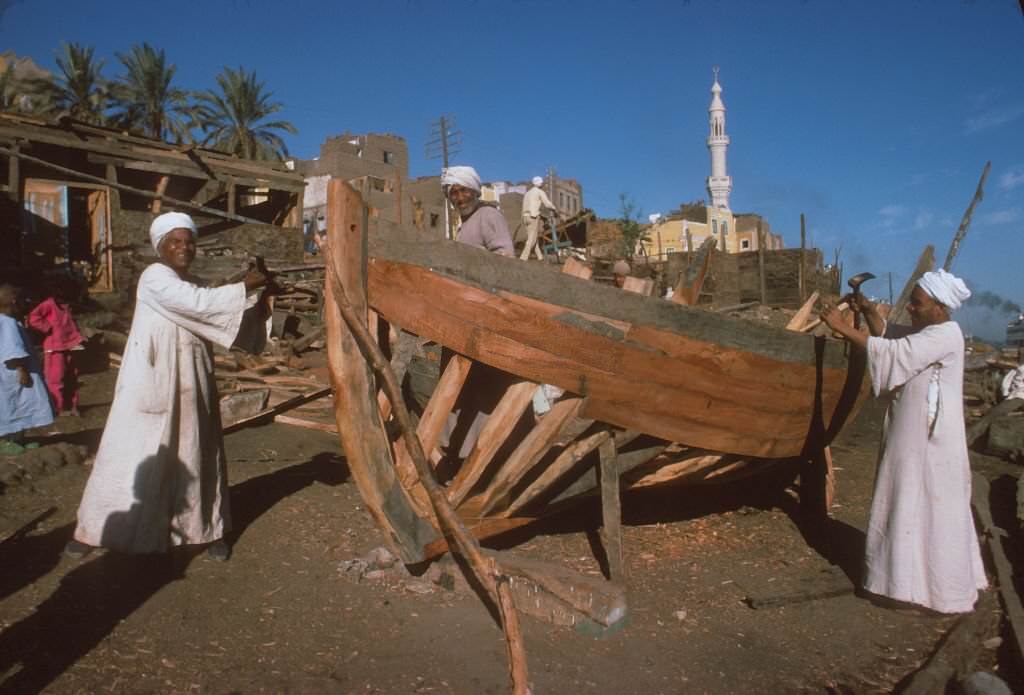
<box><xmin>847</xmin><ymin>272</ymin><xmax>876</xmax><ymax>329</ymax></box>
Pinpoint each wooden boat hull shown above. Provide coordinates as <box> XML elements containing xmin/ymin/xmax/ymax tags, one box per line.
<box><xmin>324</xmin><ymin>181</ymin><xmax>867</xmax><ymax>563</ymax></box>
<box><xmin>367</xmin><ymin>235</ymin><xmax>865</xmax><ymax>460</ymax></box>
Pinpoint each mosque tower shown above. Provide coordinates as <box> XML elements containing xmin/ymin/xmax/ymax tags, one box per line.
<box><xmin>705</xmin><ymin>67</ymin><xmax>732</xmax><ymax>210</ymax></box>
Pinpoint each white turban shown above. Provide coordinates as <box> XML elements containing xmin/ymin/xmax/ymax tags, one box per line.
<box><xmin>150</xmin><ymin>212</ymin><xmax>197</xmax><ymax>253</ymax></box>
<box><xmin>441</xmin><ymin>166</ymin><xmax>481</xmax><ymax>192</ymax></box>
<box><xmin>917</xmin><ymin>268</ymin><xmax>971</xmax><ymax>310</ymax></box>
<box><xmin>532</xmin><ymin>176</ymin><xmax>544</xmax><ymax>187</ymax></box>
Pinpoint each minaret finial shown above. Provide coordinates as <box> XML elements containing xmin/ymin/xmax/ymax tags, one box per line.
<box><xmin>713</xmin><ymin>65</ymin><xmax>719</xmax><ymax>82</ymax></box>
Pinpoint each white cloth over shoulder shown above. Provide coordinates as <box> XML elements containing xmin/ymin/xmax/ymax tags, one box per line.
<box><xmin>0</xmin><ymin>315</ymin><xmax>53</xmax><ymax>436</ymax></box>
<box><xmin>1002</xmin><ymin>365</ymin><xmax>1024</xmax><ymax>401</ymax></box>
<box><xmin>864</xmin><ymin>320</ymin><xmax>987</xmax><ymax>613</ymax></box>
<box><xmin>74</xmin><ymin>263</ymin><xmax>251</xmax><ymax>553</ymax></box>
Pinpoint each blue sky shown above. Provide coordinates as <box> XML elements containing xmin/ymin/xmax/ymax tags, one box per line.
<box><xmin>2</xmin><ymin>0</ymin><xmax>1022</xmax><ymax>341</ymax></box>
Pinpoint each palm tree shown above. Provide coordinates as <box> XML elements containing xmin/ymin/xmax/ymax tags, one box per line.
<box><xmin>193</xmin><ymin>66</ymin><xmax>296</xmax><ymax>161</ymax></box>
<box><xmin>23</xmin><ymin>42</ymin><xmax>108</xmax><ymax>123</ymax></box>
<box><xmin>108</xmin><ymin>43</ymin><xmax>193</xmax><ymax>142</ymax></box>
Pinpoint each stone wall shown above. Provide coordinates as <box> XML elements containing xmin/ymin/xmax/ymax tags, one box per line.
<box><xmin>666</xmin><ymin>248</ymin><xmax>835</xmax><ymax>308</ymax></box>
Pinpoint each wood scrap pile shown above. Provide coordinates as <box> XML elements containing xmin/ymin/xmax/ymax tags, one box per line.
<box><xmin>213</xmin><ymin>351</ymin><xmax>335</xmax><ymax>434</ymax></box>
<box><xmin>964</xmin><ymin>347</ymin><xmax>1024</xmax><ymax>462</ymax></box>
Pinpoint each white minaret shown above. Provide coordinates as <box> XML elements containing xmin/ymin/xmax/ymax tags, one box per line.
<box><xmin>705</xmin><ymin>67</ymin><xmax>732</xmax><ymax>210</ymax></box>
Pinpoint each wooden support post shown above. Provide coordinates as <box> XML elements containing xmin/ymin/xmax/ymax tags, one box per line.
<box><xmin>799</xmin><ymin>213</ymin><xmax>806</xmax><ymax>302</ymax></box>
<box><xmin>800</xmin><ymin>447</ymin><xmax>831</xmax><ymax>521</ymax></box>
<box><xmin>7</xmin><ymin>143</ymin><xmax>18</xmax><ymax>202</ymax></box>
<box><xmin>598</xmin><ymin>433</ymin><xmax>624</xmax><ymax>582</ymax></box>
<box><xmin>150</xmin><ymin>174</ymin><xmax>169</xmax><ymax>213</ymax></box>
<box><xmin>757</xmin><ymin>221</ymin><xmax>767</xmax><ymax>305</ymax></box>
<box><xmin>226</xmin><ymin>177</ymin><xmax>236</xmax><ymax>215</ymax></box>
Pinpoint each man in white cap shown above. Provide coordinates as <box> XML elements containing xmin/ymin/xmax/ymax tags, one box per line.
<box><xmin>441</xmin><ymin>165</ymin><xmax>513</xmax><ymax>256</ymax></box>
<box><xmin>821</xmin><ymin>268</ymin><xmax>987</xmax><ymax>614</ymax></box>
<box><xmin>520</xmin><ymin>176</ymin><xmax>557</xmax><ymax>261</ymax></box>
<box><xmin>66</xmin><ymin>212</ymin><xmax>268</xmax><ymax>562</ymax></box>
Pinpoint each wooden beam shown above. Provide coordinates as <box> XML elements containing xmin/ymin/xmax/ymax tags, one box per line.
<box><xmin>0</xmin><ymin>144</ymin><xmax>274</xmax><ymax>227</ymax></box>
<box><xmin>392</xmin><ymin>353</ymin><xmax>472</xmax><ymax>483</ymax></box>
<box><xmin>447</xmin><ymin>380</ymin><xmax>537</xmax><ymax>508</ymax></box>
<box><xmin>943</xmin><ymin>161</ymin><xmax>991</xmax><ymax>272</ymax></box>
<box><xmin>971</xmin><ymin>472</ymin><xmax>1024</xmax><ymax>677</ymax></box>
<box><xmin>274</xmin><ymin>414</ymin><xmax>338</xmax><ymax>433</ymax></box>
<box><xmin>598</xmin><ymin>433</ymin><xmax>624</xmax><ymax>582</ymax></box>
<box><xmin>785</xmin><ymin>290</ymin><xmax>820</xmax><ymax>331</ymax></box>
<box><xmin>673</xmin><ymin>236</ymin><xmax>715</xmax><ymax>305</ymax></box>
<box><xmin>324</xmin><ymin>178</ymin><xmax>436</xmax><ymax>563</ymax></box>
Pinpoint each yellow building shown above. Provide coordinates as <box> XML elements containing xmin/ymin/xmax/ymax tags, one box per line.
<box><xmin>639</xmin><ymin>69</ymin><xmax>783</xmax><ymax>260</ymax></box>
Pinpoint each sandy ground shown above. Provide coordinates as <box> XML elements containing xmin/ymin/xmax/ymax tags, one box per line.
<box><xmin>0</xmin><ymin>366</ymin><xmax>1020</xmax><ymax>695</ymax></box>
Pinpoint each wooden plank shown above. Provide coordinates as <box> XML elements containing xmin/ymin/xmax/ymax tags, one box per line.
<box><xmin>324</xmin><ymin>179</ymin><xmax>437</xmax><ymax>563</ymax></box>
<box><xmin>503</xmin><ymin>429</ymin><xmax>611</xmax><ymax>517</ymax></box>
<box><xmin>274</xmin><ymin>414</ymin><xmax>338</xmax><ymax>433</ymax></box>
<box><xmin>498</xmin><ymin>550</ymin><xmax>628</xmax><ymax>628</ymax></box>
<box><xmin>474</xmin><ymin>397</ymin><xmax>585</xmax><ymax>516</ymax></box>
<box><xmin>392</xmin><ymin>353</ymin><xmax>472</xmax><ymax>480</ymax></box>
<box><xmin>785</xmin><ymin>290</ymin><xmax>820</xmax><ymax>331</ymax></box>
<box><xmin>222</xmin><ymin>386</ymin><xmax>331</xmax><ymax>433</ymax></box>
<box><xmin>447</xmin><ymin>380</ymin><xmax>537</xmax><ymax>507</ymax></box>
<box><xmin>561</xmin><ymin>257</ymin><xmax>592</xmax><ymax>279</ymax></box>
<box><xmin>598</xmin><ymin>434</ymin><xmax>624</xmax><ymax>582</ymax></box>
<box><xmin>673</xmin><ymin>236</ymin><xmax>715</xmax><ymax>305</ymax></box>
<box><xmin>621</xmin><ymin>276</ymin><xmax>654</xmax><ymax>295</ymax></box>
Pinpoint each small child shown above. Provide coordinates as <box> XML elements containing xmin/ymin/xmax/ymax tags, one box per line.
<box><xmin>27</xmin><ymin>277</ymin><xmax>84</xmax><ymax>416</ymax></box>
<box><xmin>0</xmin><ymin>284</ymin><xmax>54</xmax><ymax>452</ymax></box>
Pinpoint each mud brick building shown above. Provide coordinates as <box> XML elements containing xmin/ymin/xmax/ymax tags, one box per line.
<box><xmin>0</xmin><ymin>112</ymin><xmax>305</xmax><ymax>304</ymax></box>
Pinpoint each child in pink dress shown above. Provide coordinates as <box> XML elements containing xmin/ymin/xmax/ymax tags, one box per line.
<box><xmin>27</xmin><ymin>278</ymin><xmax>84</xmax><ymax>416</ymax></box>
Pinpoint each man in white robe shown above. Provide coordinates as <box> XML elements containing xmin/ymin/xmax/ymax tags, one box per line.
<box><xmin>68</xmin><ymin>212</ymin><xmax>267</xmax><ymax>560</ymax></box>
<box><xmin>821</xmin><ymin>269</ymin><xmax>987</xmax><ymax>614</ymax></box>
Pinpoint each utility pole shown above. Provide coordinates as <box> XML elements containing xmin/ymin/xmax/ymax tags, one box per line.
<box><xmin>426</xmin><ymin>115</ymin><xmax>462</xmax><ymax>240</ymax></box>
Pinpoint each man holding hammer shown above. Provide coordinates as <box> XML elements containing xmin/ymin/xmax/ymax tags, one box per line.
<box><xmin>821</xmin><ymin>269</ymin><xmax>987</xmax><ymax>614</ymax></box>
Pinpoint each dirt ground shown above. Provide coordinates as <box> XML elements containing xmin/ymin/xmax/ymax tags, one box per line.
<box><xmin>1</xmin><ymin>364</ymin><xmax>1021</xmax><ymax>694</ymax></box>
